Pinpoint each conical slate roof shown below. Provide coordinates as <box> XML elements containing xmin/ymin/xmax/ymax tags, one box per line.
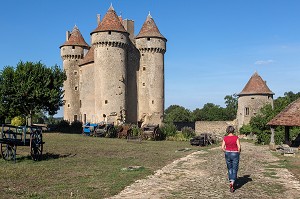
<box><xmin>79</xmin><ymin>46</ymin><xmax>94</xmax><ymax>66</ymax></box>
<box><xmin>267</xmin><ymin>98</ymin><xmax>300</xmax><ymax>126</ymax></box>
<box><xmin>238</xmin><ymin>72</ymin><xmax>274</xmax><ymax>96</ymax></box>
<box><xmin>91</xmin><ymin>5</ymin><xmax>127</xmax><ymax>34</ymax></box>
<box><xmin>136</xmin><ymin>13</ymin><xmax>166</xmax><ymax>40</ymax></box>
<box><xmin>60</xmin><ymin>25</ymin><xmax>89</xmax><ymax>48</ymax></box>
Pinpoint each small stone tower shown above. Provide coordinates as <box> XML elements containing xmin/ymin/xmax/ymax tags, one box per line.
<box><xmin>90</xmin><ymin>5</ymin><xmax>129</xmax><ymax>122</ymax></box>
<box><xmin>237</xmin><ymin>72</ymin><xmax>274</xmax><ymax>130</ymax></box>
<box><xmin>135</xmin><ymin>13</ymin><xmax>167</xmax><ymax>125</ymax></box>
<box><xmin>60</xmin><ymin>26</ymin><xmax>89</xmax><ymax>122</ymax></box>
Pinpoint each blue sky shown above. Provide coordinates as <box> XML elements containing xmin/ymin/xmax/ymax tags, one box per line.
<box><xmin>1</xmin><ymin>0</ymin><xmax>300</xmax><ymax>117</ymax></box>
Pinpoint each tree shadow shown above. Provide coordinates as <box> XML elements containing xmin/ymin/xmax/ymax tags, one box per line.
<box><xmin>235</xmin><ymin>175</ymin><xmax>253</xmax><ymax>190</ymax></box>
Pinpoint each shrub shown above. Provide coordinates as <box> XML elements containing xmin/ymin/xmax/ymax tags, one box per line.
<box><xmin>70</xmin><ymin>120</ymin><xmax>83</xmax><ymax>134</ymax></box>
<box><xmin>239</xmin><ymin>124</ymin><xmax>252</xmax><ymax>135</ymax></box>
<box><xmin>56</xmin><ymin>120</ymin><xmax>70</xmax><ymax>133</ymax></box>
<box><xmin>131</xmin><ymin>124</ymin><xmax>142</xmax><ymax>136</ymax></box>
<box><xmin>166</xmin><ymin>132</ymin><xmax>188</xmax><ymax>141</ymax></box>
<box><xmin>11</xmin><ymin>116</ymin><xmax>26</xmax><ymax>126</ymax></box>
<box><xmin>160</xmin><ymin>123</ymin><xmax>177</xmax><ymax>138</ymax></box>
<box><xmin>181</xmin><ymin>126</ymin><xmax>195</xmax><ymax>139</ymax></box>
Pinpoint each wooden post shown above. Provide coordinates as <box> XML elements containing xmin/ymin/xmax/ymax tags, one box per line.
<box><xmin>269</xmin><ymin>126</ymin><xmax>276</xmax><ymax>150</ymax></box>
<box><xmin>285</xmin><ymin>126</ymin><xmax>290</xmax><ymax>145</ymax></box>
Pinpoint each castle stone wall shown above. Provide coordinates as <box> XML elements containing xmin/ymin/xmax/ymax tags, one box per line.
<box><xmin>195</xmin><ymin>121</ymin><xmax>236</xmax><ymax>139</ymax></box>
<box><xmin>92</xmin><ymin>31</ymin><xmax>129</xmax><ymax>123</ymax></box>
<box><xmin>237</xmin><ymin>94</ymin><xmax>273</xmax><ymax>129</ymax></box>
<box><xmin>79</xmin><ymin>62</ymin><xmax>95</xmax><ymax>123</ymax></box>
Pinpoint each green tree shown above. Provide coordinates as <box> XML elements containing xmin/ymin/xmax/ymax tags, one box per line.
<box><xmin>196</xmin><ymin>103</ymin><xmax>227</xmax><ymax>121</ymax></box>
<box><xmin>224</xmin><ymin>93</ymin><xmax>238</xmax><ymax>120</ymax></box>
<box><xmin>0</xmin><ymin>61</ymin><xmax>66</xmax><ymax>125</ymax></box>
<box><xmin>164</xmin><ymin>105</ymin><xmax>192</xmax><ymax>122</ymax></box>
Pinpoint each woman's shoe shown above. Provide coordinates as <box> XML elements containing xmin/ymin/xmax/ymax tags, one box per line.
<box><xmin>230</xmin><ymin>183</ymin><xmax>234</xmax><ymax>193</ymax></box>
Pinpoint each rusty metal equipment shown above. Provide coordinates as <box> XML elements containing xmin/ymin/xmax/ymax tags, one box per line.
<box><xmin>0</xmin><ymin>124</ymin><xmax>45</xmax><ymax>162</ymax></box>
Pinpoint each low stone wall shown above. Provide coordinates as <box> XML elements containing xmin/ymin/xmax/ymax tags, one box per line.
<box><xmin>195</xmin><ymin>121</ymin><xmax>236</xmax><ymax>139</ymax></box>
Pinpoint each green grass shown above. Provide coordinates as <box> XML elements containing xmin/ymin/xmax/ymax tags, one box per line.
<box><xmin>0</xmin><ymin>133</ymin><xmax>200</xmax><ymax>199</ymax></box>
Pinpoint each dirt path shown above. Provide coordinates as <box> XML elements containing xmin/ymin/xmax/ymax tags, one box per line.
<box><xmin>108</xmin><ymin>142</ymin><xmax>300</xmax><ymax>199</ymax></box>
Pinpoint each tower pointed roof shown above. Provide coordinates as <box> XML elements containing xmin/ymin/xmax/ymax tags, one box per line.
<box><xmin>267</xmin><ymin>97</ymin><xmax>300</xmax><ymax>126</ymax></box>
<box><xmin>238</xmin><ymin>72</ymin><xmax>274</xmax><ymax>96</ymax></box>
<box><xmin>91</xmin><ymin>5</ymin><xmax>127</xmax><ymax>34</ymax></box>
<box><xmin>136</xmin><ymin>13</ymin><xmax>166</xmax><ymax>40</ymax></box>
<box><xmin>60</xmin><ymin>25</ymin><xmax>89</xmax><ymax>48</ymax></box>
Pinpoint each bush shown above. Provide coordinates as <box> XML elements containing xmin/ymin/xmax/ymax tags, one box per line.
<box><xmin>181</xmin><ymin>126</ymin><xmax>195</xmax><ymax>139</ymax></box>
<box><xmin>166</xmin><ymin>132</ymin><xmax>188</xmax><ymax>141</ymax></box>
<box><xmin>11</xmin><ymin>116</ymin><xmax>26</xmax><ymax>126</ymax></box>
<box><xmin>70</xmin><ymin>120</ymin><xmax>83</xmax><ymax>134</ymax></box>
<box><xmin>160</xmin><ymin>123</ymin><xmax>177</xmax><ymax>138</ymax></box>
<box><xmin>131</xmin><ymin>124</ymin><xmax>142</xmax><ymax>136</ymax></box>
<box><xmin>239</xmin><ymin>124</ymin><xmax>252</xmax><ymax>135</ymax></box>
<box><xmin>56</xmin><ymin>120</ymin><xmax>70</xmax><ymax>133</ymax></box>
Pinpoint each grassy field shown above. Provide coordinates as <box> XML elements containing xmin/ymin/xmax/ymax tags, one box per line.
<box><xmin>0</xmin><ymin>133</ymin><xmax>201</xmax><ymax>199</ymax></box>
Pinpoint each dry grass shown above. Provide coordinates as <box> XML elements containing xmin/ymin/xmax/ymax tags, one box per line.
<box><xmin>0</xmin><ymin>133</ymin><xmax>201</xmax><ymax>199</ymax></box>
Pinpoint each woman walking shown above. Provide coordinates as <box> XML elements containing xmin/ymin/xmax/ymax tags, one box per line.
<box><xmin>221</xmin><ymin>125</ymin><xmax>241</xmax><ymax>193</ymax></box>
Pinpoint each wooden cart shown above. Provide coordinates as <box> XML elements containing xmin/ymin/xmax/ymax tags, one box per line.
<box><xmin>0</xmin><ymin>124</ymin><xmax>44</xmax><ymax>162</ymax></box>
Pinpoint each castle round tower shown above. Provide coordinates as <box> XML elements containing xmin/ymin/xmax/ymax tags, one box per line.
<box><xmin>135</xmin><ymin>13</ymin><xmax>167</xmax><ymax>125</ymax></box>
<box><xmin>90</xmin><ymin>5</ymin><xmax>129</xmax><ymax>123</ymax></box>
<box><xmin>237</xmin><ymin>72</ymin><xmax>274</xmax><ymax>130</ymax></box>
<box><xmin>60</xmin><ymin>25</ymin><xmax>89</xmax><ymax>122</ymax></box>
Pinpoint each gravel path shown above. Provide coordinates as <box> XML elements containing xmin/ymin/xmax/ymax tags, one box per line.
<box><xmin>109</xmin><ymin>142</ymin><xmax>300</xmax><ymax>199</ymax></box>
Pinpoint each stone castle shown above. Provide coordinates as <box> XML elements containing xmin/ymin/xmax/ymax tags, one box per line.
<box><xmin>236</xmin><ymin>72</ymin><xmax>274</xmax><ymax>129</ymax></box>
<box><xmin>60</xmin><ymin>5</ymin><xmax>167</xmax><ymax>125</ymax></box>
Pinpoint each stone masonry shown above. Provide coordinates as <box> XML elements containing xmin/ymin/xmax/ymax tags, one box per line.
<box><xmin>60</xmin><ymin>5</ymin><xmax>167</xmax><ymax>125</ymax></box>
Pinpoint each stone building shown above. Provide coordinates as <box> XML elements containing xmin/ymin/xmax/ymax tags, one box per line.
<box><xmin>237</xmin><ymin>72</ymin><xmax>274</xmax><ymax>129</ymax></box>
<box><xmin>60</xmin><ymin>5</ymin><xmax>167</xmax><ymax>125</ymax></box>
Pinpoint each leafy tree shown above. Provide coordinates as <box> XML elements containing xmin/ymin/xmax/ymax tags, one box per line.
<box><xmin>164</xmin><ymin>105</ymin><xmax>192</xmax><ymax>122</ymax></box>
<box><xmin>224</xmin><ymin>93</ymin><xmax>238</xmax><ymax>120</ymax></box>
<box><xmin>195</xmin><ymin>103</ymin><xmax>227</xmax><ymax>121</ymax></box>
<box><xmin>0</xmin><ymin>61</ymin><xmax>66</xmax><ymax>125</ymax></box>
<box><xmin>249</xmin><ymin>91</ymin><xmax>300</xmax><ymax>144</ymax></box>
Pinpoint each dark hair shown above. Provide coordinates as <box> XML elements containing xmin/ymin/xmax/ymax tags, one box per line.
<box><xmin>226</xmin><ymin>125</ymin><xmax>235</xmax><ymax>134</ymax></box>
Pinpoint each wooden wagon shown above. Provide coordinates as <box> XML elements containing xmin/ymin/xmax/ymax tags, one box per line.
<box><xmin>0</xmin><ymin>124</ymin><xmax>44</xmax><ymax>162</ymax></box>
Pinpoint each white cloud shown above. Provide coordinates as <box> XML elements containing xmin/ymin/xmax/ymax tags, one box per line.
<box><xmin>254</xmin><ymin>60</ymin><xmax>275</xmax><ymax>65</ymax></box>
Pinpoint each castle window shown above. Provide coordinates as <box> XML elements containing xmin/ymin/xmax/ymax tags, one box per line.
<box><xmin>245</xmin><ymin>107</ymin><xmax>249</xmax><ymax>116</ymax></box>
<box><xmin>74</xmin><ymin>71</ymin><xmax>78</xmax><ymax>75</ymax></box>
<box><xmin>142</xmin><ymin>54</ymin><xmax>144</xmax><ymax>56</ymax></box>
<box><xmin>83</xmin><ymin>114</ymin><xmax>86</xmax><ymax>124</ymax></box>
<box><xmin>105</xmin><ymin>100</ymin><xmax>108</xmax><ymax>104</ymax></box>
<box><xmin>152</xmin><ymin>100</ymin><xmax>154</xmax><ymax>104</ymax></box>
<box><xmin>143</xmin><ymin>67</ymin><xmax>146</xmax><ymax>71</ymax></box>
<box><xmin>251</xmin><ymin>97</ymin><xmax>255</xmax><ymax>99</ymax></box>
<box><xmin>74</xmin><ymin>115</ymin><xmax>78</xmax><ymax>121</ymax></box>
<box><xmin>75</xmin><ymin>86</ymin><xmax>78</xmax><ymax>91</ymax></box>
<box><xmin>108</xmin><ymin>31</ymin><xmax>111</xmax><ymax>35</ymax></box>
<box><xmin>80</xmin><ymin>100</ymin><xmax>82</xmax><ymax>108</ymax></box>
<box><xmin>72</xmin><ymin>46</ymin><xmax>75</xmax><ymax>49</ymax></box>
<box><xmin>142</xmin><ymin>83</ymin><xmax>145</xmax><ymax>86</ymax></box>
<box><xmin>147</xmin><ymin>38</ymin><xmax>150</xmax><ymax>41</ymax></box>
<box><xmin>67</xmin><ymin>103</ymin><xmax>70</xmax><ymax>108</ymax></box>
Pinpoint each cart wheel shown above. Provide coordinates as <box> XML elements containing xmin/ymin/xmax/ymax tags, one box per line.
<box><xmin>30</xmin><ymin>130</ymin><xmax>43</xmax><ymax>161</ymax></box>
<box><xmin>0</xmin><ymin>143</ymin><xmax>16</xmax><ymax>161</ymax></box>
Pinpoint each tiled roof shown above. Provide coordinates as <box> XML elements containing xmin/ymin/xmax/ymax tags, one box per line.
<box><xmin>91</xmin><ymin>5</ymin><xmax>127</xmax><ymax>34</ymax></box>
<box><xmin>136</xmin><ymin>13</ymin><xmax>166</xmax><ymax>40</ymax></box>
<box><xmin>238</xmin><ymin>72</ymin><xmax>274</xmax><ymax>96</ymax></box>
<box><xmin>267</xmin><ymin>98</ymin><xmax>300</xmax><ymax>126</ymax></box>
<box><xmin>79</xmin><ymin>46</ymin><xmax>94</xmax><ymax>66</ymax></box>
<box><xmin>60</xmin><ymin>25</ymin><xmax>89</xmax><ymax>48</ymax></box>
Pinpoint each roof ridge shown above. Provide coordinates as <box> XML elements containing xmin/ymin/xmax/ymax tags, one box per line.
<box><xmin>135</xmin><ymin>13</ymin><xmax>166</xmax><ymax>40</ymax></box>
<box><xmin>238</xmin><ymin>72</ymin><xmax>274</xmax><ymax>96</ymax></box>
<box><xmin>91</xmin><ymin>5</ymin><xmax>127</xmax><ymax>34</ymax></box>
